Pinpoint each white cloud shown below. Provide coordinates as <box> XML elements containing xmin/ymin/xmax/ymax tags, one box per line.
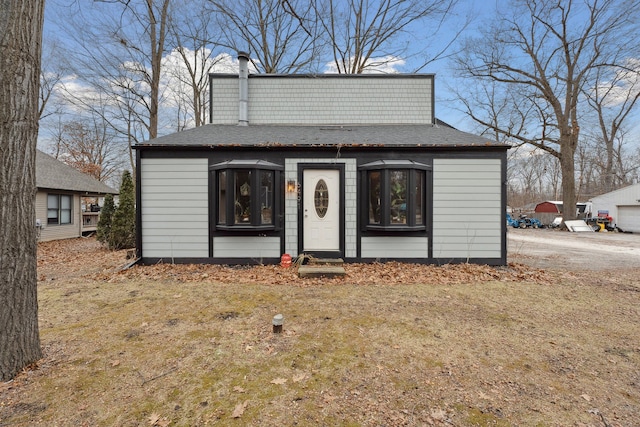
<box><xmin>591</xmin><ymin>58</ymin><xmax>640</xmax><ymax>107</ymax></box>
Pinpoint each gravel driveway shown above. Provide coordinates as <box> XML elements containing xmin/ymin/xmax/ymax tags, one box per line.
<box><xmin>507</xmin><ymin>227</ymin><xmax>640</xmax><ymax>271</ymax></box>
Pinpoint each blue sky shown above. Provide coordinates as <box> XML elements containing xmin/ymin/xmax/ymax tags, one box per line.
<box><xmin>40</xmin><ymin>0</ymin><xmax>640</xmax><ymax>149</ymax></box>
<box><xmin>41</xmin><ymin>0</ymin><xmax>491</xmax><ymax>133</ymax></box>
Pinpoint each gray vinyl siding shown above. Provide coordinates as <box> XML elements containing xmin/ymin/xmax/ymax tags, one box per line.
<box><xmin>36</xmin><ymin>191</ymin><xmax>82</xmax><ymax>242</ymax></box>
<box><xmin>212</xmin><ymin>236</ymin><xmax>281</xmax><ymax>258</ymax></box>
<box><xmin>210</xmin><ymin>76</ymin><xmax>433</xmax><ymax>125</ymax></box>
<box><xmin>141</xmin><ymin>158</ymin><xmax>209</xmax><ymax>258</ymax></box>
<box><xmin>432</xmin><ymin>158</ymin><xmax>502</xmax><ymax>259</ymax></box>
<box><xmin>361</xmin><ymin>236</ymin><xmax>429</xmax><ymax>258</ymax></box>
<box><xmin>210</xmin><ymin>78</ymin><xmax>239</xmax><ymax>124</ymax></box>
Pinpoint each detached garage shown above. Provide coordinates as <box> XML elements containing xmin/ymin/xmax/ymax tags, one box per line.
<box><xmin>589</xmin><ymin>183</ymin><xmax>640</xmax><ymax>232</ymax></box>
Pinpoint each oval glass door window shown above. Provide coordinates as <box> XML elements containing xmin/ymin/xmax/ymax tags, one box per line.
<box><xmin>314</xmin><ymin>179</ymin><xmax>329</xmax><ymax>218</ymax></box>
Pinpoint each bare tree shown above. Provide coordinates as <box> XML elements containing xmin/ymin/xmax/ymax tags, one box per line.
<box><xmin>584</xmin><ymin>59</ymin><xmax>640</xmax><ymax>192</ymax></box>
<box><xmin>0</xmin><ymin>0</ymin><xmax>45</xmax><ymax>382</ymax></box>
<box><xmin>209</xmin><ymin>0</ymin><xmax>323</xmax><ymax>73</ymax></box>
<box><xmin>49</xmin><ymin>0</ymin><xmax>172</xmax><ymax>182</ymax></box>
<box><xmin>167</xmin><ymin>0</ymin><xmax>226</xmax><ymax>127</ymax></box>
<box><xmin>580</xmin><ymin>128</ymin><xmax>639</xmax><ymax>194</ymax></box>
<box><xmin>56</xmin><ymin>119</ymin><xmax>126</xmax><ymax>183</ymax></box>
<box><xmin>39</xmin><ymin>39</ymin><xmax>68</xmax><ymax>121</ymax></box>
<box><xmin>62</xmin><ymin>0</ymin><xmax>171</xmax><ymax>140</ymax></box>
<box><xmin>302</xmin><ymin>0</ymin><xmax>460</xmax><ymax>73</ymax></box>
<box><xmin>454</xmin><ymin>0</ymin><xmax>640</xmax><ymax>221</ymax></box>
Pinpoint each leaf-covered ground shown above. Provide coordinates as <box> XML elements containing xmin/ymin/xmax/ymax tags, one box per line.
<box><xmin>36</xmin><ymin>236</ymin><xmax>554</xmax><ymax>287</ymax></box>
<box><xmin>0</xmin><ymin>237</ymin><xmax>637</xmax><ymax>426</ymax></box>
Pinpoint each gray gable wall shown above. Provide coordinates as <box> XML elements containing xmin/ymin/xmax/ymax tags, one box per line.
<box><xmin>210</xmin><ymin>74</ymin><xmax>434</xmax><ymax>126</ymax></box>
<box><xmin>36</xmin><ymin>150</ymin><xmax>118</xmax><ymax>195</ymax></box>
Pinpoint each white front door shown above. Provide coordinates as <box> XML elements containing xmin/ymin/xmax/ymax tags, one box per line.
<box><xmin>303</xmin><ymin>169</ymin><xmax>340</xmax><ymax>252</ymax></box>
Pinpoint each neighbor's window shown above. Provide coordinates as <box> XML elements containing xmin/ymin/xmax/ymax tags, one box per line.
<box><xmin>212</xmin><ymin>160</ymin><xmax>283</xmax><ymax>229</ymax></box>
<box><xmin>360</xmin><ymin>160</ymin><xmax>430</xmax><ymax>231</ymax></box>
<box><xmin>47</xmin><ymin>194</ymin><xmax>73</xmax><ymax>225</ymax></box>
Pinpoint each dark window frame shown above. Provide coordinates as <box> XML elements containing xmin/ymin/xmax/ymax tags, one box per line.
<box><xmin>359</xmin><ymin>160</ymin><xmax>431</xmax><ymax>232</ymax></box>
<box><xmin>210</xmin><ymin>160</ymin><xmax>283</xmax><ymax>231</ymax></box>
<box><xmin>47</xmin><ymin>193</ymin><xmax>73</xmax><ymax>225</ymax></box>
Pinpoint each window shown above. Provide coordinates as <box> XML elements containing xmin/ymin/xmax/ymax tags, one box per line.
<box><xmin>47</xmin><ymin>194</ymin><xmax>73</xmax><ymax>225</ymax></box>
<box><xmin>211</xmin><ymin>160</ymin><xmax>283</xmax><ymax>230</ymax></box>
<box><xmin>314</xmin><ymin>179</ymin><xmax>329</xmax><ymax>218</ymax></box>
<box><xmin>360</xmin><ymin>160</ymin><xmax>430</xmax><ymax>231</ymax></box>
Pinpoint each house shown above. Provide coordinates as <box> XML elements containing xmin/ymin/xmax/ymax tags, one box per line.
<box><xmin>133</xmin><ymin>52</ymin><xmax>509</xmax><ymax>266</ymax></box>
<box><xmin>36</xmin><ymin>150</ymin><xmax>118</xmax><ymax>241</ymax></box>
<box><xmin>589</xmin><ymin>183</ymin><xmax>640</xmax><ymax>232</ymax></box>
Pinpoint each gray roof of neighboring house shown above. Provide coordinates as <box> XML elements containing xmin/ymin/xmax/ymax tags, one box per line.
<box><xmin>36</xmin><ymin>150</ymin><xmax>118</xmax><ymax>195</ymax></box>
<box><xmin>134</xmin><ymin>123</ymin><xmax>507</xmax><ymax>149</ymax></box>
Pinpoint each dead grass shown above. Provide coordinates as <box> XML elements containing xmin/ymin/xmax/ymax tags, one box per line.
<box><xmin>1</xmin><ymin>237</ymin><xmax>639</xmax><ymax>426</ymax></box>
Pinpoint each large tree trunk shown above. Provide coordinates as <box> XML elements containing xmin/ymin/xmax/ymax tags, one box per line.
<box><xmin>560</xmin><ymin>133</ymin><xmax>578</xmax><ymax>222</ymax></box>
<box><xmin>0</xmin><ymin>0</ymin><xmax>45</xmax><ymax>381</ymax></box>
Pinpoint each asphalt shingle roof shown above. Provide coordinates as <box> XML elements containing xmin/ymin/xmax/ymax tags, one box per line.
<box><xmin>134</xmin><ymin>124</ymin><xmax>506</xmax><ymax>149</ymax></box>
<box><xmin>36</xmin><ymin>150</ymin><xmax>118</xmax><ymax>195</ymax></box>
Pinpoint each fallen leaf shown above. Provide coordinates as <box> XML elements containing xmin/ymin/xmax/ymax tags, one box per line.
<box><xmin>233</xmin><ymin>386</ymin><xmax>246</xmax><ymax>393</ymax></box>
<box><xmin>271</xmin><ymin>378</ymin><xmax>287</xmax><ymax>385</ymax></box>
<box><xmin>431</xmin><ymin>409</ymin><xmax>447</xmax><ymax>421</ymax></box>
<box><xmin>292</xmin><ymin>373</ymin><xmax>307</xmax><ymax>383</ymax></box>
<box><xmin>148</xmin><ymin>413</ymin><xmax>160</xmax><ymax>425</ymax></box>
<box><xmin>231</xmin><ymin>401</ymin><xmax>248</xmax><ymax>418</ymax></box>
<box><xmin>581</xmin><ymin>394</ymin><xmax>591</xmax><ymax>402</ymax></box>
<box><xmin>110</xmin><ymin>360</ymin><xmax>120</xmax><ymax>367</ymax></box>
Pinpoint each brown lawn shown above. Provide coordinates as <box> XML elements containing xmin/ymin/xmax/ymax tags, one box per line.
<box><xmin>1</xmin><ymin>237</ymin><xmax>638</xmax><ymax>426</ymax></box>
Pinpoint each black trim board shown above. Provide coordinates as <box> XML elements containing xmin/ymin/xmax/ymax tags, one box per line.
<box><xmin>138</xmin><ymin>256</ymin><xmax>505</xmax><ymax>267</ymax></box>
<box><xmin>135</xmin><ymin>151</ymin><xmax>143</xmax><ymax>259</ymax></box>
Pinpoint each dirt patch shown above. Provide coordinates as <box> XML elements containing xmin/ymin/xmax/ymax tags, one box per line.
<box><xmin>508</xmin><ymin>227</ymin><xmax>640</xmax><ymax>271</ymax></box>
<box><xmin>1</xmin><ymin>237</ymin><xmax>638</xmax><ymax>426</ymax></box>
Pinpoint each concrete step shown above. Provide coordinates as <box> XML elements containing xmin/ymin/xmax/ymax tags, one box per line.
<box><xmin>297</xmin><ymin>265</ymin><xmax>346</xmax><ymax>278</ymax></box>
<box><xmin>308</xmin><ymin>258</ymin><xmax>344</xmax><ymax>265</ymax></box>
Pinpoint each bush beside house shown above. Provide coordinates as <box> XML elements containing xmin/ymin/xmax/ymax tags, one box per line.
<box><xmin>97</xmin><ymin>171</ymin><xmax>135</xmax><ymax>250</ymax></box>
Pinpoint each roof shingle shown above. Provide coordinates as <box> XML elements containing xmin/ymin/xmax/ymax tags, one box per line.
<box><xmin>36</xmin><ymin>150</ymin><xmax>118</xmax><ymax>195</ymax></box>
<box><xmin>134</xmin><ymin>124</ymin><xmax>506</xmax><ymax>149</ymax></box>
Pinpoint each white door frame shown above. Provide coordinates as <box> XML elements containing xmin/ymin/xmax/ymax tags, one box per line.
<box><xmin>298</xmin><ymin>164</ymin><xmax>344</xmax><ymax>257</ymax></box>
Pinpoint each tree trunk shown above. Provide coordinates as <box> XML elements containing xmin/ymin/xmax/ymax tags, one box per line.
<box><xmin>604</xmin><ymin>138</ymin><xmax>614</xmax><ymax>193</ymax></box>
<box><xmin>560</xmin><ymin>137</ymin><xmax>578</xmax><ymax>222</ymax></box>
<box><xmin>0</xmin><ymin>0</ymin><xmax>44</xmax><ymax>381</ymax></box>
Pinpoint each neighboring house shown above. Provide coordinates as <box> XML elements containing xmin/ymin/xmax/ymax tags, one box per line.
<box><xmin>589</xmin><ymin>183</ymin><xmax>640</xmax><ymax>232</ymax></box>
<box><xmin>36</xmin><ymin>150</ymin><xmax>118</xmax><ymax>242</ymax></box>
<box><xmin>133</xmin><ymin>52</ymin><xmax>509</xmax><ymax>266</ymax></box>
